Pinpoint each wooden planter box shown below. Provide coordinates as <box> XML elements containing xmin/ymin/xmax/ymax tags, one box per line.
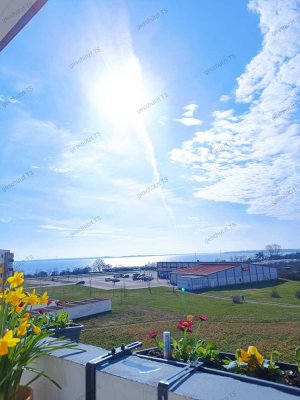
<box><xmin>134</xmin><ymin>347</ymin><xmax>300</xmax><ymax>396</ymax></box>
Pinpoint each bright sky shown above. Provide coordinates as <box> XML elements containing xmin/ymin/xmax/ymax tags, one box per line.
<box><xmin>1</xmin><ymin>0</ymin><xmax>300</xmax><ymax>259</ymax></box>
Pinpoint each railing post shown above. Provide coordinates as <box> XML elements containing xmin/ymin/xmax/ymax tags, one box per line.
<box><xmin>85</xmin><ymin>341</ymin><xmax>142</xmax><ymax>400</ymax></box>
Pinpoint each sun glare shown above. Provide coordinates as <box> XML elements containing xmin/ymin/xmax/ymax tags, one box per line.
<box><xmin>94</xmin><ymin>56</ymin><xmax>147</xmax><ymax>123</ymax></box>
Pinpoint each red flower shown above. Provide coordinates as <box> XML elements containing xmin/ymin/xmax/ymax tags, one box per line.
<box><xmin>37</xmin><ymin>308</ymin><xmax>45</xmax><ymax>314</ymax></box>
<box><xmin>148</xmin><ymin>330</ymin><xmax>158</xmax><ymax>340</ymax></box>
<box><xmin>47</xmin><ymin>300</ymin><xmax>52</xmax><ymax>305</ymax></box>
<box><xmin>178</xmin><ymin>320</ymin><xmax>193</xmax><ymax>328</ymax></box>
<box><xmin>197</xmin><ymin>314</ymin><xmax>208</xmax><ymax>321</ymax></box>
<box><xmin>18</xmin><ymin>301</ymin><xmax>25</xmax><ymax>307</ymax></box>
<box><xmin>177</xmin><ymin>320</ymin><xmax>193</xmax><ymax>333</ymax></box>
<box><xmin>55</xmin><ymin>300</ymin><xmax>63</xmax><ymax>306</ymax></box>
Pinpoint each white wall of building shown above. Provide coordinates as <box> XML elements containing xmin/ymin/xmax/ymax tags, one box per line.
<box><xmin>176</xmin><ymin>264</ymin><xmax>278</xmax><ymax>291</ymax></box>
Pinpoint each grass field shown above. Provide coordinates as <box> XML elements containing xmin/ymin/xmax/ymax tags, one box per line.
<box><xmin>201</xmin><ymin>279</ymin><xmax>300</xmax><ymax>305</ymax></box>
<box><xmin>37</xmin><ymin>279</ymin><xmax>300</xmax><ymax>363</ymax></box>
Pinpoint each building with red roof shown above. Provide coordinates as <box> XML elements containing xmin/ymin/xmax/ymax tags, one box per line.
<box><xmin>167</xmin><ymin>262</ymin><xmax>278</xmax><ymax>291</ymax></box>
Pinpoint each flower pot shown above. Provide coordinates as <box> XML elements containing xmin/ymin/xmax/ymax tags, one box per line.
<box><xmin>8</xmin><ymin>386</ymin><xmax>33</xmax><ymax>400</ymax></box>
<box><xmin>134</xmin><ymin>347</ymin><xmax>300</xmax><ymax>396</ymax></box>
<box><xmin>49</xmin><ymin>323</ymin><xmax>84</xmax><ymax>342</ymax></box>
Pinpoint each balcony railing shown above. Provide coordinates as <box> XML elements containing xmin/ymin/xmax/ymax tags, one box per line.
<box><xmin>21</xmin><ymin>341</ymin><xmax>299</xmax><ymax>400</ymax></box>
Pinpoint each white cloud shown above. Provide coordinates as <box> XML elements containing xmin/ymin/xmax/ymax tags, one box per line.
<box><xmin>219</xmin><ymin>95</ymin><xmax>230</xmax><ymax>103</ymax></box>
<box><xmin>174</xmin><ymin>117</ymin><xmax>203</xmax><ymax>126</ymax></box>
<box><xmin>0</xmin><ymin>94</ymin><xmax>19</xmax><ymax>105</ymax></box>
<box><xmin>170</xmin><ymin>0</ymin><xmax>300</xmax><ymax>220</ymax></box>
<box><xmin>49</xmin><ymin>166</ymin><xmax>73</xmax><ymax>174</ymax></box>
<box><xmin>173</xmin><ymin>103</ymin><xmax>202</xmax><ymax>126</ymax></box>
<box><xmin>0</xmin><ymin>217</ymin><xmax>12</xmax><ymax>223</ymax></box>
<box><xmin>182</xmin><ymin>103</ymin><xmax>198</xmax><ymax>117</ymax></box>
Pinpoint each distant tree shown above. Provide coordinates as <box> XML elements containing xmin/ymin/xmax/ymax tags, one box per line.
<box><xmin>255</xmin><ymin>251</ymin><xmax>264</xmax><ymax>261</ymax></box>
<box><xmin>92</xmin><ymin>258</ymin><xmax>106</xmax><ymax>272</ymax></box>
<box><xmin>265</xmin><ymin>244</ymin><xmax>282</xmax><ymax>258</ymax></box>
<box><xmin>144</xmin><ymin>262</ymin><xmax>156</xmax><ymax>270</ymax></box>
<box><xmin>35</xmin><ymin>270</ymin><xmax>48</xmax><ymax>277</ymax></box>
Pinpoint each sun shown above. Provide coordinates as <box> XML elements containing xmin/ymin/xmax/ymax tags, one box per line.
<box><xmin>93</xmin><ymin>55</ymin><xmax>147</xmax><ymax>123</ymax></box>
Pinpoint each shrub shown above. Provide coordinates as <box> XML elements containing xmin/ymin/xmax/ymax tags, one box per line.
<box><xmin>295</xmin><ymin>290</ymin><xmax>300</xmax><ymax>299</ymax></box>
<box><xmin>232</xmin><ymin>296</ymin><xmax>244</xmax><ymax>304</ymax></box>
<box><xmin>271</xmin><ymin>289</ymin><xmax>281</xmax><ymax>298</ymax></box>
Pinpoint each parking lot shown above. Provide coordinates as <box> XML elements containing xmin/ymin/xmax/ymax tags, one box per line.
<box><xmin>25</xmin><ymin>272</ymin><xmax>171</xmax><ymax>291</ymax></box>
<box><xmin>83</xmin><ymin>272</ymin><xmax>171</xmax><ymax>290</ymax></box>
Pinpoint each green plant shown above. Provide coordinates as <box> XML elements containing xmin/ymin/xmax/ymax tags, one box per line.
<box><xmin>271</xmin><ymin>289</ymin><xmax>280</xmax><ymax>298</ymax></box>
<box><xmin>0</xmin><ymin>272</ymin><xmax>79</xmax><ymax>400</ymax></box>
<box><xmin>263</xmin><ymin>350</ymin><xmax>281</xmax><ymax>371</ymax></box>
<box><xmin>224</xmin><ymin>346</ymin><xmax>282</xmax><ymax>378</ymax></box>
<box><xmin>36</xmin><ymin>311</ymin><xmax>73</xmax><ymax>330</ymax></box>
<box><xmin>147</xmin><ymin>331</ymin><xmax>163</xmax><ymax>352</ymax></box>
<box><xmin>148</xmin><ymin>314</ymin><xmax>214</xmax><ymax>363</ymax></box>
<box><xmin>296</xmin><ymin>346</ymin><xmax>300</xmax><ymax>373</ymax></box>
<box><xmin>51</xmin><ymin>311</ymin><xmax>73</xmax><ymax>329</ymax></box>
<box><xmin>196</xmin><ymin>342</ymin><xmax>220</xmax><ymax>362</ymax></box>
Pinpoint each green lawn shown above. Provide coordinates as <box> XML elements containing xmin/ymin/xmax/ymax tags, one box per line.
<box><xmin>36</xmin><ymin>282</ymin><xmax>300</xmax><ymax>362</ymax></box>
<box><xmin>201</xmin><ymin>279</ymin><xmax>300</xmax><ymax>305</ymax></box>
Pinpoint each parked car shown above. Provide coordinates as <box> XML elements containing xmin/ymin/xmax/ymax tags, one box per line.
<box><xmin>132</xmin><ymin>274</ymin><xmax>140</xmax><ymax>280</ymax></box>
<box><xmin>143</xmin><ymin>276</ymin><xmax>153</xmax><ymax>281</ymax></box>
<box><xmin>122</xmin><ymin>274</ymin><xmax>129</xmax><ymax>278</ymax></box>
<box><xmin>111</xmin><ymin>278</ymin><xmax>120</xmax><ymax>283</ymax></box>
<box><xmin>76</xmin><ymin>280</ymin><xmax>85</xmax><ymax>285</ymax></box>
<box><xmin>105</xmin><ymin>277</ymin><xmax>112</xmax><ymax>282</ymax></box>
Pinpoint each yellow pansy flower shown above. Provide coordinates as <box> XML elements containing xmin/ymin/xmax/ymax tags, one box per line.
<box><xmin>247</xmin><ymin>346</ymin><xmax>264</xmax><ymax>365</ymax></box>
<box><xmin>237</xmin><ymin>346</ymin><xmax>264</xmax><ymax>366</ymax></box>
<box><xmin>238</xmin><ymin>349</ymin><xmax>250</xmax><ymax>363</ymax></box>
<box><xmin>7</xmin><ymin>272</ymin><xmax>24</xmax><ymax>289</ymax></box>
<box><xmin>187</xmin><ymin>315</ymin><xmax>194</xmax><ymax>321</ymax></box>
<box><xmin>0</xmin><ymin>331</ymin><xmax>20</xmax><ymax>356</ymax></box>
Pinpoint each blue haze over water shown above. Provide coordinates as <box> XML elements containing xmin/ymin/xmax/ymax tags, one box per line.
<box><xmin>14</xmin><ymin>251</ymin><xmax>266</xmax><ymax>274</ymax></box>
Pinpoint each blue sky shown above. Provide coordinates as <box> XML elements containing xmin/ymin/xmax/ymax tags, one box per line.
<box><xmin>1</xmin><ymin>0</ymin><xmax>300</xmax><ymax>260</ymax></box>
